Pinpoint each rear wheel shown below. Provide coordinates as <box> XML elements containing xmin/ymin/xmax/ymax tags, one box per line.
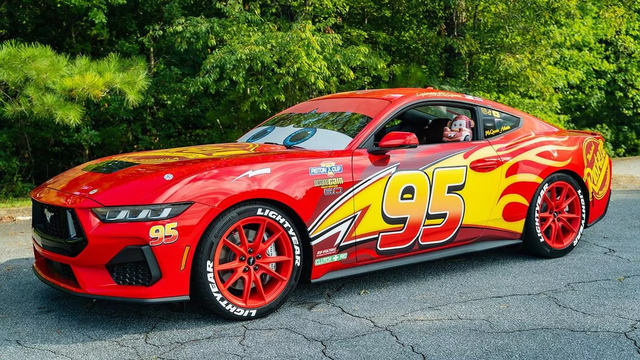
<box><xmin>192</xmin><ymin>202</ymin><xmax>302</xmax><ymax>320</ymax></box>
<box><xmin>523</xmin><ymin>173</ymin><xmax>586</xmax><ymax>258</ymax></box>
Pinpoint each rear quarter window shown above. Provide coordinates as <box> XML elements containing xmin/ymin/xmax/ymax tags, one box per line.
<box><xmin>481</xmin><ymin>108</ymin><xmax>521</xmax><ymax>138</ymax></box>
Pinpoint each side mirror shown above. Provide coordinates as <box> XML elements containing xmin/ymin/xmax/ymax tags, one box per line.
<box><xmin>368</xmin><ymin>131</ymin><xmax>419</xmax><ymax>155</ymax></box>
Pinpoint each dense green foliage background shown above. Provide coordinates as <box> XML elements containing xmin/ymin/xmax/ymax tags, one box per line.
<box><xmin>1</xmin><ymin>0</ymin><xmax>639</xmax><ymax>198</ymax></box>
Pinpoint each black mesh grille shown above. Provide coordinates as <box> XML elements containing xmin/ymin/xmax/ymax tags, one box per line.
<box><xmin>107</xmin><ymin>262</ymin><xmax>153</xmax><ymax>286</ymax></box>
<box><xmin>32</xmin><ymin>200</ymin><xmax>87</xmax><ymax>257</ymax></box>
<box><xmin>45</xmin><ymin>259</ymin><xmax>77</xmax><ymax>283</ymax></box>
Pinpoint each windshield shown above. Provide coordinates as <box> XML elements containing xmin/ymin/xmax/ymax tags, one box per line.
<box><xmin>237</xmin><ymin>98</ymin><xmax>390</xmax><ymax>150</ymax></box>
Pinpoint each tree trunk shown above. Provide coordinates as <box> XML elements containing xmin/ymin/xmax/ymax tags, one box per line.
<box><xmin>443</xmin><ymin>0</ymin><xmax>466</xmax><ymax>80</ymax></box>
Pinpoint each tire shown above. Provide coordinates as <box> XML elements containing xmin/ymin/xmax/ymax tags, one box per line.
<box><xmin>191</xmin><ymin>202</ymin><xmax>303</xmax><ymax>320</ymax></box>
<box><xmin>523</xmin><ymin>173</ymin><xmax>586</xmax><ymax>258</ymax></box>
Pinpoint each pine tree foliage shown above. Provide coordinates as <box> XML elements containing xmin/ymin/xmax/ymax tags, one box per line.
<box><xmin>0</xmin><ymin>41</ymin><xmax>149</xmax><ymax>126</ymax></box>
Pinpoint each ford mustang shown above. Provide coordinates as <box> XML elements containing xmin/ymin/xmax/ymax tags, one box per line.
<box><xmin>31</xmin><ymin>88</ymin><xmax>612</xmax><ymax>319</ymax></box>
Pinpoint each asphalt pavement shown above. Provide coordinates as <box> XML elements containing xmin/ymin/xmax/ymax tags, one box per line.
<box><xmin>0</xmin><ymin>190</ymin><xmax>639</xmax><ymax>359</ymax></box>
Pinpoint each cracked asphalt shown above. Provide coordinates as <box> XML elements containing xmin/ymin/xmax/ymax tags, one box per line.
<box><xmin>1</xmin><ymin>191</ymin><xmax>639</xmax><ymax>360</ymax></box>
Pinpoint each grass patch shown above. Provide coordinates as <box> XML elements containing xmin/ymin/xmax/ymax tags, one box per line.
<box><xmin>0</xmin><ymin>197</ymin><xmax>31</xmax><ymax>208</ymax></box>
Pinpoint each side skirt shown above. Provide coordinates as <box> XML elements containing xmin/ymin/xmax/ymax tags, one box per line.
<box><xmin>311</xmin><ymin>240</ymin><xmax>523</xmax><ymax>283</ymax></box>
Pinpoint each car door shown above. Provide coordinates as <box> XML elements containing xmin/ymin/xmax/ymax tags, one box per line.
<box><xmin>346</xmin><ymin>102</ymin><xmax>507</xmax><ymax>263</ymax></box>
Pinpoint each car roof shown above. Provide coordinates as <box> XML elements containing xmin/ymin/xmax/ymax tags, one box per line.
<box><xmin>311</xmin><ymin>88</ymin><xmax>528</xmax><ymax>118</ymax></box>
<box><xmin>311</xmin><ymin>88</ymin><xmax>474</xmax><ymax>101</ymax></box>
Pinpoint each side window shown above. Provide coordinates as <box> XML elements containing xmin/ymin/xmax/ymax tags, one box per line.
<box><xmin>373</xmin><ymin>104</ymin><xmax>477</xmax><ymax>146</ymax></box>
<box><xmin>481</xmin><ymin>108</ymin><xmax>521</xmax><ymax>139</ymax></box>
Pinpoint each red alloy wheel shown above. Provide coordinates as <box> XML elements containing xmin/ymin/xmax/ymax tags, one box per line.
<box><xmin>213</xmin><ymin>216</ymin><xmax>294</xmax><ymax>308</ymax></box>
<box><xmin>537</xmin><ymin>181</ymin><xmax>582</xmax><ymax>250</ymax></box>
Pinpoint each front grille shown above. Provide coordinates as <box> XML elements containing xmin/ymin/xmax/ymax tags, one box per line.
<box><xmin>107</xmin><ymin>262</ymin><xmax>153</xmax><ymax>286</ymax></box>
<box><xmin>32</xmin><ymin>200</ymin><xmax>87</xmax><ymax>257</ymax></box>
<box><xmin>45</xmin><ymin>259</ymin><xmax>77</xmax><ymax>284</ymax></box>
<box><xmin>106</xmin><ymin>246</ymin><xmax>162</xmax><ymax>287</ymax></box>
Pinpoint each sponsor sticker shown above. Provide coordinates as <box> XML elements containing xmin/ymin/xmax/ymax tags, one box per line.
<box><xmin>309</xmin><ymin>162</ymin><xmax>343</xmax><ymax>177</ymax></box>
<box><xmin>314</xmin><ymin>253</ymin><xmax>348</xmax><ymax>266</ymax></box>
<box><xmin>323</xmin><ymin>187</ymin><xmax>343</xmax><ymax>196</ymax></box>
<box><xmin>314</xmin><ymin>178</ymin><xmax>344</xmax><ymax>187</ymax></box>
<box><xmin>416</xmin><ymin>91</ymin><xmax>463</xmax><ymax>98</ymax></box>
<box><xmin>316</xmin><ymin>247</ymin><xmax>337</xmax><ymax>257</ymax></box>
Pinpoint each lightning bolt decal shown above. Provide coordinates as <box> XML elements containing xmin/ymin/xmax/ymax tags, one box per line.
<box><xmin>232</xmin><ymin>168</ymin><xmax>271</xmax><ymax>182</ymax></box>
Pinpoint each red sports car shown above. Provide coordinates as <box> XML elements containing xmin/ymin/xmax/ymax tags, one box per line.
<box><xmin>31</xmin><ymin>88</ymin><xmax>612</xmax><ymax>319</ymax></box>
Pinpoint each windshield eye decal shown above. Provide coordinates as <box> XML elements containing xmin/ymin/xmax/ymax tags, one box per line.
<box><xmin>247</xmin><ymin>126</ymin><xmax>276</xmax><ymax>143</ymax></box>
<box><xmin>283</xmin><ymin>127</ymin><xmax>317</xmax><ymax>147</ymax></box>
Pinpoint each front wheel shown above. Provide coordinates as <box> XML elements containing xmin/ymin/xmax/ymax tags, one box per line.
<box><xmin>191</xmin><ymin>202</ymin><xmax>303</xmax><ymax>320</ymax></box>
<box><xmin>523</xmin><ymin>173</ymin><xmax>586</xmax><ymax>258</ymax></box>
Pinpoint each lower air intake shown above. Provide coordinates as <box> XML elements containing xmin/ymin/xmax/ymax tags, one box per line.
<box><xmin>106</xmin><ymin>246</ymin><xmax>161</xmax><ymax>287</ymax></box>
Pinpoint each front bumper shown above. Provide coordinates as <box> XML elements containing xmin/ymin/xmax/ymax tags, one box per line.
<box><xmin>31</xmin><ymin>187</ymin><xmax>219</xmax><ymax>302</ymax></box>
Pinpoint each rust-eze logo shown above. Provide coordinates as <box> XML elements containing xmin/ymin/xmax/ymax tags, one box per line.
<box><xmin>583</xmin><ymin>138</ymin><xmax>610</xmax><ymax>201</ymax></box>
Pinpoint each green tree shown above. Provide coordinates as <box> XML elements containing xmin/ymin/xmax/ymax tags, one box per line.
<box><xmin>0</xmin><ymin>41</ymin><xmax>149</xmax><ymax>197</ymax></box>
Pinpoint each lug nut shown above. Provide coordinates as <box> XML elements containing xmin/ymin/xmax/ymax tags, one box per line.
<box><xmin>253</xmin><ymin>265</ymin><xmax>259</xmax><ymax>271</ymax></box>
<box><xmin>248</xmin><ymin>248</ymin><xmax>254</xmax><ymax>254</ymax></box>
<box><xmin>240</xmin><ymin>256</ymin><xmax>246</xmax><ymax>261</ymax></box>
<box><xmin>243</xmin><ymin>266</ymin><xmax>249</xmax><ymax>272</ymax></box>
<box><xmin>256</xmin><ymin>254</ymin><xmax>262</xmax><ymax>260</ymax></box>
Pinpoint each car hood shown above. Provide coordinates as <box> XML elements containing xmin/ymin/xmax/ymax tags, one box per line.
<box><xmin>38</xmin><ymin>142</ymin><xmax>316</xmax><ymax>206</ymax></box>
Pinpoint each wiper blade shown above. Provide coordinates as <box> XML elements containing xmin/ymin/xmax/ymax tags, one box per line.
<box><xmin>263</xmin><ymin>142</ymin><xmax>303</xmax><ymax>149</ymax></box>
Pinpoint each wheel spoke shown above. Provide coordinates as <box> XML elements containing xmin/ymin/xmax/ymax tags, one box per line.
<box><xmin>258</xmin><ymin>263</ymin><xmax>287</xmax><ymax>282</ymax></box>
<box><xmin>260</xmin><ymin>255</ymin><xmax>291</xmax><ymax>264</ymax></box>
<box><xmin>541</xmin><ymin>217</ymin><xmax>554</xmax><ymax>232</ymax></box>
<box><xmin>558</xmin><ymin>217</ymin><xmax>578</xmax><ymax>233</ymax></box>
<box><xmin>543</xmin><ymin>192</ymin><xmax>555</xmax><ymax>209</ymax></box>
<box><xmin>235</xmin><ymin>224</ymin><xmax>250</xmax><ymax>250</ymax></box>
<box><xmin>216</xmin><ymin>260</ymin><xmax>243</xmax><ymax>272</ymax></box>
<box><xmin>241</xmin><ymin>273</ymin><xmax>252</xmax><ymax>304</ymax></box>
<box><xmin>560</xmin><ymin>195</ymin><xmax>577</xmax><ymax>210</ymax></box>
<box><xmin>549</xmin><ymin>221</ymin><xmax>558</xmax><ymax>246</ymax></box>
<box><xmin>222</xmin><ymin>269</ymin><xmax>243</xmax><ymax>290</ymax></box>
<box><xmin>557</xmin><ymin>185</ymin><xmax>568</xmax><ymax>208</ymax></box>
<box><xmin>223</xmin><ymin>239</ymin><xmax>246</xmax><ymax>257</ymax></box>
<box><xmin>561</xmin><ymin>213</ymin><xmax>580</xmax><ymax>219</ymax></box>
<box><xmin>252</xmin><ymin>272</ymin><xmax>266</xmax><ymax>301</ymax></box>
<box><xmin>253</xmin><ymin>218</ymin><xmax>267</xmax><ymax>244</ymax></box>
<box><xmin>258</xmin><ymin>229</ymin><xmax>283</xmax><ymax>254</ymax></box>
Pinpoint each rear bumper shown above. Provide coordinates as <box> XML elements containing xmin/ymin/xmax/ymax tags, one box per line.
<box><xmin>587</xmin><ymin>188</ymin><xmax>611</xmax><ymax>228</ymax></box>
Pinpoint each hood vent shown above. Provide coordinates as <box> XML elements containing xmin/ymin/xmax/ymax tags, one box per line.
<box><xmin>83</xmin><ymin>160</ymin><xmax>139</xmax><ymax>174</ymax></box>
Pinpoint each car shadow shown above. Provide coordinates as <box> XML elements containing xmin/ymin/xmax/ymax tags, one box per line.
<box><xmin>0</xmin><ymin>244</ymin><xmax>534</xmax><ymax>348</ymax></box>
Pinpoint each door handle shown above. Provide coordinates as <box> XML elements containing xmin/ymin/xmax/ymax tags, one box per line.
<box><xmin>469</xmin><ymin>158</ymin><xmax>503</xmax><ymax>172</ymax></box>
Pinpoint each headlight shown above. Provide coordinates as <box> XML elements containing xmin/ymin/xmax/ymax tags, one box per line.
<box><xmin>92</xmin><ymin>202</ymin><xmax>193</xmax><ymax>223</ymax></box>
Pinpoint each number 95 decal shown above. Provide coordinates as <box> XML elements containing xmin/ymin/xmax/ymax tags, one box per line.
<box><xmin>149</xmin><ymin>222</ymin><xmax>179</xmax><ymax>246</ymax></box>
<box><xmin>378</xmin><ymin>166</ymin><xmax>466</xmax><ymax>254</ymax></box>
